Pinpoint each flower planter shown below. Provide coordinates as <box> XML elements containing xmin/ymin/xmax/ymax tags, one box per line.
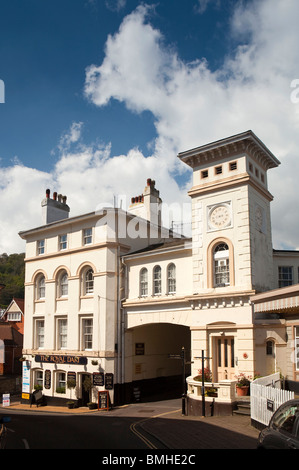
<box><xmin>236</xmin><ymin>386</ymin><xmax>249</xmax><ymax>397</ymax></box>
<box><xmin>87</xmin><ymin>402</ymin><xmax>97</xmax><ymax>410</ymax></box>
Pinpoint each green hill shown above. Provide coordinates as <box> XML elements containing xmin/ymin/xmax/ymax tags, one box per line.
<box><xmin>0</xmin><ymin>253</ymin><xmax>25</xmax><ymax>308</ymax></box>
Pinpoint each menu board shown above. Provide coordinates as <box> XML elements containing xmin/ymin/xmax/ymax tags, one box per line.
<box><xmin>105</xmin><ymin>373</ymin><xmax>114</xmax><ymax>390</ymax></box>
<box><xmin>98</xmin><ymin>391</ymin><xmax>110</xmax><ymax>411</ymax></box>
<box><xmin>93</xmin><ymin>372</ymin><xmax>104</xmax><ymax>386</ymax></box>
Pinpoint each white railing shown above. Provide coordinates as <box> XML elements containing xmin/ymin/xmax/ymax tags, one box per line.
<box><xmin>251</xmin><ymin>373</ymin><xmax>294</xmax><ymax>426</ymax></box>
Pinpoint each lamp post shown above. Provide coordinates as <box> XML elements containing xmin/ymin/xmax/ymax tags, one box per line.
<box><xmin>169</xmin><ymin>346</ymin><xmax>193</xmax><ymax>416</ymax></box>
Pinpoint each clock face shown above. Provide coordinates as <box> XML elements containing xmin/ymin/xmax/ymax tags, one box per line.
<box><xmin>209</xmin><ymin>205</ymin><xmax>231</xmax><ymax>229</ymax></box>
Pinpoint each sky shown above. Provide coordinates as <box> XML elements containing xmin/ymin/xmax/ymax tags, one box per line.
<box><xmin>1</xmin><ymin>0</ymin><xmax>299</xmax><ymax>253</ymax></box>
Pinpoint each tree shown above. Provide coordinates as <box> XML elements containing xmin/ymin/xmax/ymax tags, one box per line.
<box><xmin>0</xmin><ymin>253</ymin><xmax>25</xmax><ymax>308</ymax></box>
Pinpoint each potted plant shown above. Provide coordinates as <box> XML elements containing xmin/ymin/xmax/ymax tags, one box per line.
<box><xmin>87</xmin><ymin>402</ymin><xmax>97</xmax><ymax>410</ymax></box>
<box><xmin>66</xmin><ymin>400</ymin><xmax>75</xmax><ymax>409</ymax></box>
<box><xmin>83</xmin><ymin>375</ymin><xmax>96</xmax><ymax>406</ymax></box>
<box><xmin>193</xmin><ymin>367</ymin><xmax>212</xmax><ymax>383</ymax></box>
<box><xmin>235</xmin><ymin>373</ymin><xmax>251</xmax><ymax>396</ymax></box>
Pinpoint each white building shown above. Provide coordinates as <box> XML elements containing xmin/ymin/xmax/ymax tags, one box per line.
<box><xmin>19</xmin><ymin>131</ymin><xmax>299</xmax><ymax>413</ymax></box>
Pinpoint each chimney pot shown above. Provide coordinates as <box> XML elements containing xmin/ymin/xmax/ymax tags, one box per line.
<box><xmin>46</xmin><ymin>189</ymin><xmax>50</xmax><ymax>198</ymax></box>
<box><xmin>53</xmin><ymin>192</ymin><xmax>57</xmax><ymax>201</ymax></box>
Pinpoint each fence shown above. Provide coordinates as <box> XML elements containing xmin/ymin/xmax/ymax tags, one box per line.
<box><xmin>251</xmin><ymin>373</ymin><xmax>294</xmax><ymax>427</ymax></box>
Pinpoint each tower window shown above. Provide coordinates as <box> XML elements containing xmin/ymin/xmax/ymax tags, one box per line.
<box><xmin>214</xmin><ymin>243</ymin><xmax>230</xmax><ymax>287</ymax></box>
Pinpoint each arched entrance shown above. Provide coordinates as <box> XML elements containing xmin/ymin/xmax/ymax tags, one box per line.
<box><xmin>124</xmin><ymin>323</ymin><xmax>191</xmax><ymax>403</ymax></box>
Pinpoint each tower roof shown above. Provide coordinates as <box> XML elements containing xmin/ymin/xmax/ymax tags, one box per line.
<box><xmin>178</xmin><ymin>130</ymin><xmax>280</xmax><ymax>170</ymax></box>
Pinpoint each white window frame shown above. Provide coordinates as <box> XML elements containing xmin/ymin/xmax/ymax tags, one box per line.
<box><xmin>84</xmin><ymin>268</ymin><xmax>94</xmax><ymax>295</ymax></box>
<box><xmin>37</xmin><ymin>239</ymin><xmax>45</xmax><ymax>255</ymax></box>
<box><xmin>57</xmin><ymin>317</ymin><xmax>68</xmax><ymax>350</ymax></box>
<box><xmin>58</xmin><ymin>272</ymin><xmax>68</xmax><ymax>298</ymax></box>
<box><xmin>140</xmin><ymin>268</ymin><xmax>148</xmax><ymax>297</ymax></box>
<box><xmin>59</xmin><ymin>234</ymin><xmax>68</xmax><ymax>251</ymax></box>
<box><xmin>167</xmin><ymin>263</ymin><xmax>176</xmax><ymax>294</ymax></box>
<box><xmin>153</xmin><ymin>265</ymin><xmax>162</xmax><ymax>295</ymax></box>
<box><xmin>81</xmin><ymin>317</ymin><xmax>93</xmax><ymax>351</ymax></box>
<box><xmin>7</xmin><ymin>312</ymin><xmax>21</xmax><ymax>321</ymax></box>
<box><xmin>35</xmin><ymin>319</ymin><xmax>45</xmax><ymax>349</ymax></box>
<box><xmin>36</xmin><ymin>275</ymin><xmax>45</xmax><ymax>300</ymax></box>
<box><xmin>83</xmin><ymin>228</ymin><xmax>92</xmax><ymax>245</ymax></box>
<box><xmin>214</xmin><ymin>243</ymin><xmax>230</xmax><ymax>287</ymax></box>
<box><xmin>56</xmin><ymin>371</ymin><xmax>66</xmax><ymax>392</ymax></box>
<box><xmin>34</xmin><ymin>370</ymin><xmax>43</xmax><ymax>389</ymax></box>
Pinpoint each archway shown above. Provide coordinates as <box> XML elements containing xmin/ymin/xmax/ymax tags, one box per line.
<box><xmin>124</xmin><ymin>322</ymin><xmax>191</xmax><ymax>403</ymax></box>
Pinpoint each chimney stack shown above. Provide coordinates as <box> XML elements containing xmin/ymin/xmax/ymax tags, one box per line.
<box><xmin>41</xmin><ymin>189</ymin><xmax>70</xmax><ymax>225</ymax></box>
<box><xmin>128</xmin><ymin>179</ymin><xmax>162</xmax><ymax>226</ymax></box>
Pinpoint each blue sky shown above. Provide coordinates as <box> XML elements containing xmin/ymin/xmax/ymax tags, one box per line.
<box><xmin>0</xmin><ymin>0</ymin><xmax>234</xmax><ymax>172</ymax></box>
<box><xmin>1</xmin><ymin>0</ymin><xmax>299</xmax><ymax>253</ymax></box>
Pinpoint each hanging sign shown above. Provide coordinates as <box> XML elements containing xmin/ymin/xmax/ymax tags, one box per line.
<box><xmin>105</xmin><ymin>373</ymin><xmax>114</xmax><ymax>390</ymax></box>
<box><xmin>93</xmin><ymin>372</ymin><xmax>104</xmax><ymax>386</ymax></box>
<box><xmin>44</xmin><ymin>369</ymin><xmax>51</xmax><ymax>390</ymax></box>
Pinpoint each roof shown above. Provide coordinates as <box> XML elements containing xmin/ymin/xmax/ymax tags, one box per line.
<box><xmin>0</xmin><ymin>323</ymin><xmax>23</xmax><ymax>344</ymax></box>
<box><xmin>3</xmin><ymin>298</ymin><xmax>24</xmax><ymax>316</ymax></box>
<box><xmin>251</xmin><ymin>284</ymin><xmax>299</xmax><ymax>315</ymax></box>
<box><xmin>178</xmin><ymin>130</ymin><xmax>280</xmax><ymax>170</ymax></box>
<box><xmin>123</xmin><ymin>237</ymin><xmax>192</xmax><ymax>258</ymax></box>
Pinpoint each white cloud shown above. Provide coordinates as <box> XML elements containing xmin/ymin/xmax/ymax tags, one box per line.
<box><xmin>2</xmin><ymin>0</ymin><xmax>299</xmax><ymax>254</ymax></box>
<box><xmin>84</xmin><ymin>0</ymin><xmax>299</xmax><ymax>250</ymax></box>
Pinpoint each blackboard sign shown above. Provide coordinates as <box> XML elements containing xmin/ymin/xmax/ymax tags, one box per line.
<box><xmin>105</xmin><ymin>373</ymin><xmax>114</xmax><ymax>390</ymax></box>
<box><xmin>44</xmin><ymin>370</ymin><xmax>51</xmax><ymax>390</ymax></box>
<box><xmin>98</xmin><ymin>391</ymin><xmax>110</xmax><ymax>411</ymax></box>
<box><xmin>93</xmin><ymin>372</ymin><xmax>104</xmax><ymax>386</ymax></box>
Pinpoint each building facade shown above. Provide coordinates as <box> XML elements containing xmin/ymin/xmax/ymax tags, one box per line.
<box><xmin>19</xmin><ymin>131</ymin><xmax>299</xmax><ymax>410</ymax></box>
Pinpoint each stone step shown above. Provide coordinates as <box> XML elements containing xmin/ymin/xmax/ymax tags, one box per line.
<box><xmin>233</xmin><ymin>400</ymin><xmax>251</xmax><ymax>416</ymax></box>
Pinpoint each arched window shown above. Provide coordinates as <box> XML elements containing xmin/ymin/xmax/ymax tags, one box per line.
<box><xmin>214</xmin><ymin>243</ymin><xmax>230</xmax><ymax>287</ymax></box>
<box><xmin>167</xmin><ymin>263</ymin><xmax>176</xmax><ymax>294</ymax></box>
<box><xmin>58</xmin><ymin>271</ymin><xmax>68</xmax><ymax>297</ymax></box>
<box><xmin>153</xmin><ymin>265</ymin><xmax>162</xmax><ymax>295</ymax></box>
<box><xmin>84</xmin><ymin>268</ymin><xmax>94</xmax><ymax>295</ymax></box>
<box><xmin>266</xmin><ymin>340</ymin><xmax>275</xmax><ymax>356</ymax></box>
<box><xmin>36</xmin><ymin>275</ymin><xmax>45</xmax><ymax>300</ymax></box>
<box><xmin>140</xmin><ymin>268</ymin><xmax>148</xmax><ymax>297</ymax></box>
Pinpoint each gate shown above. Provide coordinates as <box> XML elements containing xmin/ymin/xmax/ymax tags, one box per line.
<box><xmin>251</xmin><ymin>373</ymin><xmax>294</xmax><ymax>427</ymax></box>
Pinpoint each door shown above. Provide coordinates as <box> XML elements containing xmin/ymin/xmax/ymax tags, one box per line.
<box><xmin>216</xmin><ymin>337</ymin><xmax>235</xmax><ymax>380</ymax></box>
<box><xmin>81</xmin><ymin>374</ymin><xmax>91</xmax><ymax>406</ymax></box>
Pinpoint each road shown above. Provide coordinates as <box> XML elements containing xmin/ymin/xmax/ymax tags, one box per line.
<box><xmin>0</xmin><ymin>398</ymin><xmax>260</xmax><ymax>451</ymax></box>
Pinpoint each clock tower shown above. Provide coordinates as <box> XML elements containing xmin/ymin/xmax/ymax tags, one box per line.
<box><xmin>179</xmin><ymin>130</ymin><xmax>280</xmax><ymax>295</ymax></box>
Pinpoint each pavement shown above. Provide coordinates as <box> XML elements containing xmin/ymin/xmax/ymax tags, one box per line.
<box><xmin>1</xmin><ymin>397</ymin><xmax>260</xmax><ymax>449</ymax></box>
